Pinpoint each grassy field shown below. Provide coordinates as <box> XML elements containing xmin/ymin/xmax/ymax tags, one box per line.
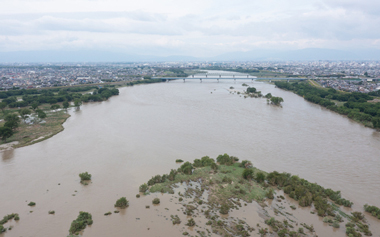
<box><xmin>0</xmin><ymin>109</ymin><xmax>70</xmax><ymax>149</ymax></box>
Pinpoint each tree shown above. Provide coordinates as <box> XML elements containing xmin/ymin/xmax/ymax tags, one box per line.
<box><xmin>242</xmin><ymin>169</ymin><xmax>254</xmax><ymax>179</ymax></box>
<box><xmin>74</xmin><ymin>99</ymin><xmax>82</xmax><ymax>108</ymax></box>
<box><xmin>19</xmin><ymin>108</ymin><xmax>31</xmax><ymax>121</ymax></box>
<box><xmin>63</xmin><ymin>101</ymin><xmax>70</xmax><ymax>109</ymax></box>
<box><xmin>246</xmin><ymin>87</ymin><xmax>257</xmax><ymax>93</ymax></box>
<box><xmin>36</xmin><ymin>109</ymin><xmax>47</xmax><ymax>119</ymax></box>
<box><xmin>270</xmin><ymin>97</ymin><xmax>284</xmax><ymax>106</ymax></box>
<box><xmin>265</xmin><ymin>93</ymin><xmax>272</xmax><ymax>99</ymax></box>
<box><xmin>31</xmin><ymin>101</ymin><xmax>39</xmax><ymax>110</ymax></box>
<box><xmin>0</xmin><ymin>102</ymin><xmax>6</xmax><ymax>112</ymax></box>
<box><xmin>372</xmin><ymin>118</ymin><xmax>380</xmax><ymax>129</ymax></box>
<box><xmin>4</xmin><ymin>114</ymin><xmax>20</xmax><ymax>130</ymax></box>
<box><xmin>0</xmin><ymin>126</ymin><xmax>13</xmax><ymax>142</ymax></box>
<box><xmin>50</xmin><ymin>104</ymin><xmax>60</xmax><ymax>110</ymax></box>
<box><xmin>115</xmin><ymin>197</ymin><xmax>129</xmax><ymax>208</ymax></box>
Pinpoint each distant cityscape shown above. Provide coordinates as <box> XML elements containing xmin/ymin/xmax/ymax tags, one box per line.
<box><xmin>1</xmin><ymin>61</ymin><xmax>380</xmax><ymax>93</ymax></box>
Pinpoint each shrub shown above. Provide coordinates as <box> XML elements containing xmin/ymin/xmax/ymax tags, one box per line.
<box><xmin>48</xmin><ymin>211</ymin><xmax>55</xmax><ymax>214</ymax></box>
<box><xmin>211</xmin><ymin>163</ymin><xmax>218</xmax><ymax>171</ymax></box>
<box><xmin>148</xmin><ymin>175</ymin><xmax>162</xmax><ymax>185</ymax></box>
<box><xmin>28</xmin><ymin>202</ymin><xmax>36</xmax><ymax>206</ymax></box>
<box><xmin>201</xmin><ymin>156</ymin><xmax>215</xmax><ymax>166</ymax></box>
<box><xmin>242</xmin><ymin>169</ymin><xmax>254</xmax><ymax>180</ymax></box>
<box><xmin>193</xmin><ymin>159</ymin><xmax>202</xmax><ymax>167</ymax></box>
<box><xmin>171</xmin><ymin>215</ymin><xmax>181</xmax><ymax>224</ymax></box>
<box><xmin>69</xmin><ymin>212</ymin><xmax>93</xmax><ymax>235</ymax></box>
<box><xmin>186</xmin><ymin>218</ymin><xmax>195</xmax><ymax>226</ymax></box>
<box><xmin>266</xmin><ymin>189</ymin><xmax>274</xmax><ymax>199</ymax></box>
<box><xmin>240</xmin><ymin>160</ymin><xmax>253</xmax><ymax>168</ymax></box>
<box><xmin>139</xmin><ymin>183</ymin><xmax>148</xmax><ymax>193</ymax></box>
<box><xmin>180</xmin><ymin>162</ymin><xmax>193</xmax><ymax>175</ymax></box>
<box><xmin>176</xmin><ymin>159</ymin><xmax>184</xmax><ymax>163</ymax></box>
<box><xmin>270</xmin><ymin>96</ymin><xmax>284</xmax><ymax>105</ymax></box>
<box><xmin>255</xmin><ymin>172</ymin><xmax>266</xmax><ymax>183</ymax></box>
<box><xmin>246</xmin><ymin>87</ymin><xmax>257</xmax><ymax>93</ymax></box>
<box><xmin>216</xmin><ymin>153</ymin><xmax>234</xmax><ymax>165</ymax></box>
<box><xmin>136</xmin><ymin>194</ymin><xmax>140</xmax><ymax>198</ymax></box>
<box><xmin>0</xmin><ymin>213</ymin><xmax>19</xmax><ymax>225</ymax></box>
<box><xmin>50</xmin><ymin>104</ymin><xmax>60</xmax><ymax>110</ymax></box>
<box><xmin>332</xmin><ymin>221</ymin><xmax>340</xmax><ymax>228</ymax></box>
<box><xmin>114</xmin><ymin>197</ymin><xmax>129</xmax><ymax>208</ymax></box>
<box><xmin>152</xmin><ymin>198</ymin><xmax>160</xmax><ymax>204</ymax></box>
<box><xmin>104</xmin><ymin>212</ymin><xmax>112</xmax><ymax>216</ymax></box>
<box><xmin>37</xmin><ymin>110</ymin><xmax>47</xmax><ymax>119</ymax></box>
<box><xmin>79</xmin><ymin>172</ymin><xmax>91</xmax><ymax>181</ymax></box>
<box><xmin>364</xmin><ymin>204</ymin><xmax>380</xmax><ymax>218</ymax></box>
<box><xmin>220</xmin><ymin>204</ymin><xmax>229</xmax><ymax>214</ymax></box>
<box><xmin>168</xmin><ymin>169</ymin><xmax>177</xmax><ymax>181</ymax></box>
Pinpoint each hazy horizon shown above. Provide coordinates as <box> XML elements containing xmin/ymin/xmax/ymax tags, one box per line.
<box><xmin>1</xmin><ymin>0</ymin><xmax>380</xmax><ymax>61</ymax></box>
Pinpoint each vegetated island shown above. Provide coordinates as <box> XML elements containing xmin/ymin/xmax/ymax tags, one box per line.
<box><xmin>229</xmin><ymin>85</ymin><xmax>284</xmax><ymax>106</ymax></box>
<box><xmin>274</xmin><ymin>80</ymin><xmax>380</xmax><ymax>129</ymax></box>
<box><xmin>139</xmin><ymin>154</ymin><xmax>378</xmax><ymax>237</ymax></box>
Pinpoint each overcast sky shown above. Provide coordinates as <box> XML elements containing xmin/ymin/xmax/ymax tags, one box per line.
<box><xmin>1</xmin><ymin>0</ymin><xmax>379</xmax><ymax>56</ymax></box>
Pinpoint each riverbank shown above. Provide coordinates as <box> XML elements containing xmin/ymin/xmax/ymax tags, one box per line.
<box><xmin>0</xmin><ymin>85</ymin><xmax>122</xmax><ymax>150</ymax></box>
<box><xmin>274</xmin><ymin>80</ymin><xmax>380</xmax><ymax>130</ymax></box>
<box><xmin>0</xmin><ymin>110</ymin><xmax>70</xmax><ymax>150</ymax></box>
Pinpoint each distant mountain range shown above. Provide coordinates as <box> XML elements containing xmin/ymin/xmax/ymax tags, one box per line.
<box><xmin>0</xmin><ymin>48</ymin><xmax>380</xmax><ymax>63</ymax></box>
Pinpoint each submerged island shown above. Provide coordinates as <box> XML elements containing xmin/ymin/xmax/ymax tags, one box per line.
<box><xmin>139</xmin><ymin>154</ymin><xmax>378</xmax><ymax>237</ymax></box>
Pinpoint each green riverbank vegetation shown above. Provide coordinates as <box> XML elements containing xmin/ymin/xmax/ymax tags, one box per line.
<box><xmin>244</xmin><ymin>86</ymin><xmax>284</xmax><ymax>106</ymax></box>
<box><xmin>114</xmin><ymin>197</ymin><xmax>129</xmax><ymax>208</ymax></box>
<box><xmin>140</xmin><ymin>154</ymin><xmax>375</xmax><ymax>237</ymax></box>
<box><xmin>275</xmin><ymin>81</ymin><xmax>380</xmax><ymax>129</ymax></box>
<box><xmin>0</xmin><ymin>86</ymin><xmax>119</xmax><ymax>149</ymax></box>
<box><xmin>79</xmin><ymin>172</ymin><xmax>91</xmax><ymax>184</ymax></box>
<box><xmin>0</xmin><ymin>213</ymin><xmax>19</xmax><ymax>234</ymax></box>
<box><xmin>68</xmin><ymin>212</ymin><xmax>93</xmax><ymax>236</ymax></box>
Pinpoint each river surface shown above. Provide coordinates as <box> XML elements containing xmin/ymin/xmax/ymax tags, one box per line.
<box><xmin>1</xmin><ymin>77</ymin><xmax>380</xmax><ymax>236</ymax></box>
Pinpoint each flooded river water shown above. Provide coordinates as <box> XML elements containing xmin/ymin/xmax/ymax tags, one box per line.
<box><xmin>1</xmin><ymin>78</ymin><xmax>380</xmax><ymax>236</ymax></box>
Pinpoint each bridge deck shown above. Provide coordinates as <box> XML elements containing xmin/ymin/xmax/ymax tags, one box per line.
<box><xmin>152</xmin><ymin>77</ymin><xmax>305</xmax><ymax>80</ymax></box>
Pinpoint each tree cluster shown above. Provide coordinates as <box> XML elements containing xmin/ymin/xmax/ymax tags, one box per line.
<box><xmin>0</xmin><ymin>114</ymin><xmax>20</xmax><ymax>141</ymax></box>
<box><xmin>275</xmin><ymin>81</ymin><xmax>380</xmax><ymax>128</ymax></box>
<box><xmin>0</xmin><ymin>86</ymin><xmax>119</xmax><ymax>110</ymax></box>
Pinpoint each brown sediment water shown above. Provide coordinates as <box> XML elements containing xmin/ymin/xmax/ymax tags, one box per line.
<box><xmin>1</xmin><ymin>78</ymin><xmax>380</xmax><ymax>236</ymax></box>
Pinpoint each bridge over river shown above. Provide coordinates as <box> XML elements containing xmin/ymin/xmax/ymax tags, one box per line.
<box><xmin>153</xmin><ymin>72</ymin><xmax>306</xmax><ymax>82</ymax></box>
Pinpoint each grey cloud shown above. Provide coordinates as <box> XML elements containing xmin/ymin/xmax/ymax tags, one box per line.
<box><xmin>0</xmin><ymin>14</ymin><xmax>180</xmax><ymax>36</ymax></box>
<box><xmin>0</xmin><ymin>11</ymin><xmax>167</xmax><ymax>22</ymax></box>
<box><xmin>322</xmin><ymin>0</ymin><xmax>380</xmax><ymax>15</ymax></box>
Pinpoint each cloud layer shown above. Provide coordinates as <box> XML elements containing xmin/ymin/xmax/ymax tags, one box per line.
<box><xmin>1</xmin><ymin>0</ymin><xmax>379</xmax><ymax>56</ymax></box>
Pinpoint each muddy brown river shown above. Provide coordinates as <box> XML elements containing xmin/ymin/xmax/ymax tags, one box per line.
<box><xmin>1</xmin><ymin>79</ymin><xmax>380</xmax><ymax>236</ymax></box>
